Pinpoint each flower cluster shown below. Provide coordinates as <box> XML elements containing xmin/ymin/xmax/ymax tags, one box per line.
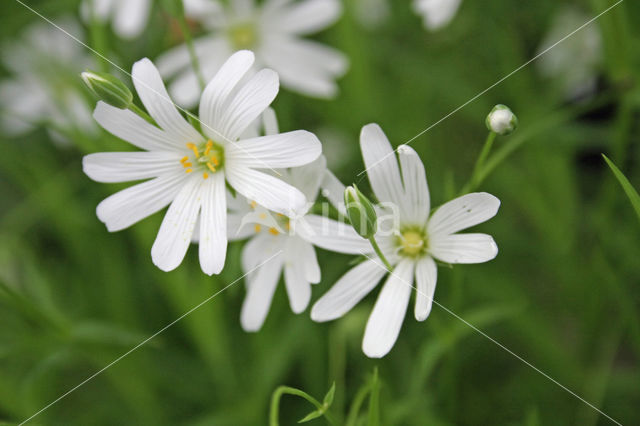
<box><xmin>83</xmin><ymin>46</ymin><xmax>503</xmax><ymax>357</ymax></box>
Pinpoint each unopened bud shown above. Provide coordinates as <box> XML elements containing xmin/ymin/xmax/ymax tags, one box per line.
<box><xmin>486</xmin><ymin>104</ymin><xmax>518</xmax><ymax>135</ymax></box>
<box><xmin>344</xmin><ymin>184</ymin><xmax>377</xmax><ymax>239</ymax></box>
<box><xmin>81</xmin><ymin>70</ymin><xmax>133</xmax><ymax>109</ymax></box>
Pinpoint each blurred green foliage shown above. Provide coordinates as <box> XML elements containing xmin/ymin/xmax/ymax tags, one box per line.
<box><xmin>1</xmin><ymin>0</ymin><xmax>639</xmax><ymax>424</ymax></box>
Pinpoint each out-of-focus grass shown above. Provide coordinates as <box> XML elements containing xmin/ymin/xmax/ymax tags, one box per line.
<box><xmin>1</xmin><ymin>0</ymin><xmax>639</xmax><ymax>424</ymax></box>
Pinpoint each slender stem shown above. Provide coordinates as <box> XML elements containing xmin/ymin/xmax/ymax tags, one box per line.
<box><xmin>368</xmin><ymin>236</ymin><xmax>392</xmax><ymax>271</ymax></box>
<box><xmin>177</xmin><ymin>0</ymin><xmax>206</xmax><ymax>90</ymax></box>
<box><xmin>269</xmin><ymin>386</ymin><xmax>337</xmax><ymax>426</ymax></box>
<box><xmin>128</xmin><ymin>104</ymin><xmax>157</xmax><ymax>126</ymax></box>
<box><xmin>88</xmin><ymin>4</ymin><xmax>108</xmax><ymax>72</ymax></box>
<box><xmin>459</xmin><ymin>131</ymin><xmax>496</xmax><ymax>196</ymax></box>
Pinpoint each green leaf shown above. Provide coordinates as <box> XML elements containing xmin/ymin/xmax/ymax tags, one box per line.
<box><xmin>298</xmin><ymin>410</ymin><xmax>323</xmax><ymax>423</ymax></box>
<box><xmin>602</xmin><ymin>154</ymin><xmax>640</xmax><ymax>222</ymax></box>
<box><xmin>323</xmin><ymin>382</ymin><xmax>336</xmax><ymax>406</ymax></box>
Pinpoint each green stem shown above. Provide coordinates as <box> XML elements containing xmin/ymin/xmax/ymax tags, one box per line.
<box><xmin>128</xmin><ymin>104</ymin><xmax>157</xmax><ymax>126</ymax></box>
<box><xmin>269</xmin><ymin>386</ymin><xmax>337</xmax><ymax>426</ymax></box>
<box><xmin>89</xmin><ymin>4</ymin><xmax>108</xmax><ymax>72</ymax></box>
<box><xmin>177</xmin><ymin>0</ymin><xmax>205</xmax><ymax>90</ymax></box>
<box><xmin>368</xmin><ymin>236</ymin><xmax>392</xmax><ymax>270</ymax></box>
<box><xmin>469</xmin><ymin>131</ymin><xmax>496</xmax><ymax>188</ymax></box>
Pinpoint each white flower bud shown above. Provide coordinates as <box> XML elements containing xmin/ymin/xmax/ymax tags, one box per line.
<box><xmin>486</xmin><ymin>104</ymin><xmax>518</xmax><ymax>135</ymax></box>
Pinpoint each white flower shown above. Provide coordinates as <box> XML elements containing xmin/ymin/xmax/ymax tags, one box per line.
<box><xmin>412</xmin><ymin>0</ymin><xmax>462</xmax><ymax>31</ymax></box>
<box><xmin>83</xmin><ymin>51</ymin><xmax>321</xmax><ymax>275</ymax></box>
<box><xmin>156</xmin><ymin>0</ymin><xmax>348</xmax><ymax>107</ymax></box>
<box><xmin>80</xmin><ymin>0</ymin><xmax>152</xmax><ymax>39</ymax></box>
<box><xmin>486</xmin><ymin>104</ymin><xmax>517</xmax><ymax>135</ymax></box>
<box><xmin>0</xmin><ymin>18</ymin><xmax>96</xmax><ymax>144</ymax></box>
<box><xmin>309</xmin><ymin>124</ymin><xmax>500</xmax><ymax>358</ymax></box>
<box><xmin>536</xmin><ymin>7</ymin><xmax>602</xmax><ymax>99</ymax></box>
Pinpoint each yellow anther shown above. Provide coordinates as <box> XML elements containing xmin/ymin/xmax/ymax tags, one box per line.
<box><xmin>185</xmin><ymin>168</ymin><xmax>193</xmax><ymax>173</ymax></box>
<box><xmin>259</xmin><ymin>213</ymin><xmax>267</xmax><ymax>219</ymax></box>
<box><xmin>186</xmin><ymin>143</ymin><xmax>200</xmax><ymax>158</ymax></box>
<box><xmin>206</xmin><ymin>162</ymin><xmax>217</xmax><ymax>172</ymax></box>
<box><xmin>250</xmin><ymin>201</ymin><xmax>257</xmax><ymax>209</ymax></box>
<box><xmin>277</xmin><ymin>213</ymin><xmax>284</xmax><ymax>218</ymax></box>
<box><xmin>182</xmin><ymin>162</ymin><xmax>193</xmax><ymax>168</ymax></box>
<box><xmin>285</xmin><ymin>222</ymin><xmax>291</xmax><ymax>230</ymax></box>
<box><xmin>180</xmin><ymin>156</ymin><xmax>188</xmax><ymax>164</ymax></box>
<box><xmin>211</xmin><ymin>155</ymin><xmax>220</xmax><ymax>166</ymax></box>
<box><xmin>204</xmin><ymin>140</ymin><xmax>213</xmax><ymax>156</ymax></box>
<box><xmin>203</xmin><ymin>172</ymin><xmax>209</xmax><ymax>179</ymax></box>
<box><xmin>269</xmin><ymin>227</ymin><xmax>279</xmax><ymax>235</ymax></box>
<box><xmin>254</xmin><ymin>224</ymin><xmax>261</xmax><ymax>233</ymax></box>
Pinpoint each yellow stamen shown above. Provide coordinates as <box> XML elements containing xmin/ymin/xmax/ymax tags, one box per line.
<box><xmin>185</xmin><ymin>168</ymin><xmax>193</xmax><ymax>173</ymax></box>
<box><xmin>250</xmin><ymin>201</ymin><xmax>257</xmax><ymax>209</ymax></box>
<box><xmin>211</xmin><ymin>155</ymin><xmax>220</xmax><ymax>166</ymax></box>
<box><xmin>206</xmin><ymin>162</ymin><xmax>217</xmax><ymax>172</ymax></box>
<box><xmin>180</xmin><ymin>156</ymin><xmax>188</xmax><ymax>164</ymax></box>
<box><xmin>203</xmin><ymin>172</ymin><xmax>209</xmax><ymax>179</ymax></box>
<box><xmin>204</xmin><ymin>140</ymin><xmax>213</xmax><ymax>156</ymax></box>
<box><xmin>285</xmin><ymin>222</ymin><xmax>291</xmax><ymax>230</ymax></box>
<box><xmin>269</xmin><ymin>227</ymin><xmax>279</xmax><ymax>235</ymax></box>
<box><xmin>186</xmin><ymin>143</ymin><xmax>200</xmax><ymax>158</ymax></box>
<box><xmin>254</xmin><ymin>224</ymin><xmax>261</xmax><ymax>233</ymax></box>
<box><xmin>182</xmin><ymin>162</ymin><xmax>193</xmax><ymax>168</ymax></box>
<box><xmin>259</xmin><ymin>213</ymin><xmax>267</xmax><ymax>219</ymax></box>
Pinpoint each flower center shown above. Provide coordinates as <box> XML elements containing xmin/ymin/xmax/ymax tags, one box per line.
<box><xmin>398</xmin><ymin>229</ymin><xmax>427</xmax><ymax>257</ymax></box>
<box><xmin>181</xmin><ymin>140</ymin><xmax>225</xmax><ymax>179</ymax></box>
<box><xmin>228</xmin><ymin>22</ymin><xmax>257</xmax><ymax>50</ymax></box>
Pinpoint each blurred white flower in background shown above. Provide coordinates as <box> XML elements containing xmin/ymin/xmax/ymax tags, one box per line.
<box><xmin>0</xmin><ymin>18</ymin><xmax>96</xmax><ymax>144</ymax></box>
<box><xmin>80</xmin><ymin>0</ymin><xmax>152</xmax><ymax>39</ymax></box>
<box><xmin>536</xmin><ymin>7</ymin><xmax>603</xmax><ymax>99</ymax></box>
<box><xmin>412</xmin><ymin>0</ymin><xmax>462</xmax><ymax>31</ymax></box>
<box><xmin>309</xmin><ymin>124</ymin><xmax>501</xmax><ymax>358</ymax></box>
<box><xmin>156</xmin><ymin>0</ymin><xmax>348</xmax><ymax>107</ymax></box>
<box><xmin>83</xmin><ymin>51</ymin><xmax>321</xmax><ymax>275</ymax></box>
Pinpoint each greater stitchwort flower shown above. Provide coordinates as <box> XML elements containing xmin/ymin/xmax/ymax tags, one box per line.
<box><xmin>310</xmin><ymin>124</ymin><xmax>500</xmax><ymax>357</ymax></box>
<box><xmin>83</xmin><ymin>50</ymin><xmax>321</xmax><ymax>275</ymax></box>
<box><xmin>412</xmin><ymin>0</ymin><xmax>462</xmax><ymax>31</ymax></box>
<box><xmin>157</xmin><ymin>0</ymin><xmax>348</xmax><ymax>107</ymax></box>
<box><xmin>0</xmin><ymin>18</ymin><xmax>96</xmax><ymax>144</ymax></box>
<box><xmin>81</xmin><ymin>0</ymin><xmax>152</xmax><ymax>39</ymax></box>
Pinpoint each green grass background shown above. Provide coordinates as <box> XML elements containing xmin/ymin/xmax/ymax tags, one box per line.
<box><xmin>1</xmin><ymin>0</ymin><xmax>639</xmax><ymax>424</ymax></box>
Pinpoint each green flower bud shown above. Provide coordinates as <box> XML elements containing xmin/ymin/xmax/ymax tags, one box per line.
<box><xmin>486</xmin><ymin>104</ymin><xmax>518</xmax><ymax>135</ymax></box>
<box><xmin>344</xmin><ymin>184</ymin><xmax>378</xmax><ymax>239</ymax></box>
<box><xmin>81</xmin><ymin>70</ymin><xmax>133</xmax><ymax>109</ymax></box>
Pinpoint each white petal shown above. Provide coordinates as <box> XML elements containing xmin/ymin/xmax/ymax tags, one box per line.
<box><xmin>264</xmin><ymin>0</ymin><xmax>342</xmax><ymax>35</ymax></box>
<box><xmin>241</xmin><ymin>250</ymin><xmax>284</xmax><ymax>331</ymax></box>
<box><xmin>283</xmin><ymin>237</ymin><xmax>313</xmax><ymax>313</ymax></box>
<box><xmin>83</xmin><ymin>151</ymin><xmax>181</xmax><ymax>183</ymax></box>
<box><xmin>93</xmin><ymin>102</ymin><xmax>181</xmax><ymax>151</ymax></box>
<box><xmin>262</xmin><ymin>106</ymin><xmax>279</xmax><ymax>136</ymax></box>
<box><xmin>320</xmin><ymin>170</ymin><xmax>346</xmax><ymax>215</ymax></box>
<box><xmin>311</xmin><ymin>259</ymin><xmax>387</xmax><ymax>322</ymax></box>
<box><xmin>226</xmin><ymin>130</ymin><xmax>321</xmax><ymax>169</ymax></box>
<box><xmin>288</xmin><ymin>155</ymin><xmax>326</xmax><ymax>201</ymax></box>
<box><xmin>225</xmin><ymin>166</ymin><xmax>306</xmax><ymax>216</ymax></box>
<box><xmin>296</xmin><ymin>215</ymin><xmax>371</xmax><ymax>255</ymax></box>
<box><xmin>429</xmin><ymin>233</ymin><xmax>498</xmax><ymax>264</ymax></box>
<box><xmin>360</xmin><ymin>123</ymin><xmax>404</xmax><ymax>206</ymax></box>
<box><xmin>397</xmin><ymin>144</ymin><xmax>430</xmax><ymax>225</ymax></box>
<box><xmin>131</xmin><ymin>58</ymin><xmax>203</xmax><ymax>143</ymax></box>
<box><xmin>427</xmin><ymin>192</ymin><xmax>500</xmax><ymax>237</ymax></box>
<box><xmin>413</xmin><ymin>0</ymin><xmax>462</xmax><ymax>31</ymax></box>
<box><xmin>362</xmin><ymin>258</ymin><xmax>414</xmax><ymax>358</ymax></box>
<box><xmin>414</xmin><ymin>256</ymin><xmax>437</xmax><ymax>321</ymax></box>
<box><xmin>199</xmin><ymin>50</ymin><xmax>254</xmax><ymax>138</ymax></box>
<box><xmin>114</xmin><ymin>0</ymin><xmax>151</xmax><ymax>38</ymax></box>
<box><xmin>217</xmin><ymin>69</ymin><xmax>279</xmax><ymax>141</ymax></box>
<box><xmin>96</xmin><ymin>171</ymin><xmax>187</xmax><ymax>231</ymax></box>
<box><xmin>228</xmin><ymin>212</ymin><xmax>256</xmax><ymax>241</ymax></box>
<box><xmin>198</xmin><ymin>172</ymin><xmax>227</xmax><ymax>275</ymax></box>
<box><xmin>151</xmin><ymin>177</ymin><xmax>203</xmax><ymax>272</ymax></box>
<box><xmin>261</xmin><ymin>37</ymin><xmax>347</xmax><ymax>98</ymax></box>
